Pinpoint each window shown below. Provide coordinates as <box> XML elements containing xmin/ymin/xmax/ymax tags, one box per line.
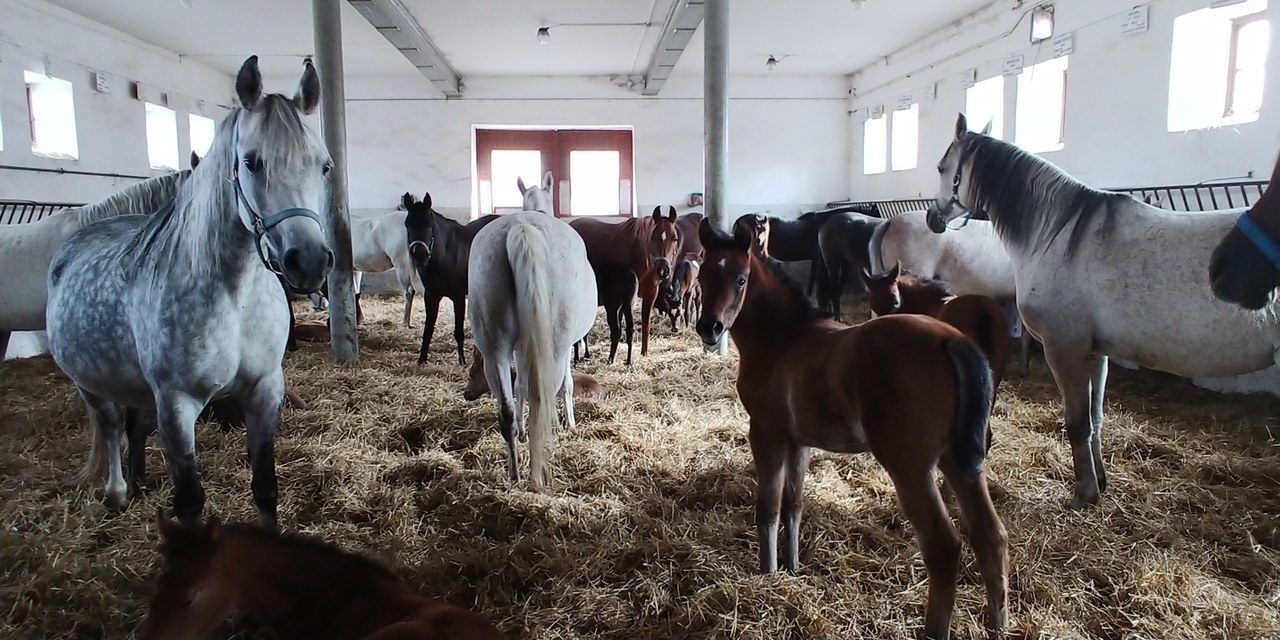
<box><xmin>570</xmin><ymin>150</ymin><xmax>621</xmax><ymax>215</ymax></box>
<box><xmin>474</xmin><ymin>128</ymin><xmax>634</xmax><ymax>217</ymax></box>
<box><xmin>145</xmin><ymin>102</ymin><xmax>179</xmax><ymax>171</ymax></box>
<box><xmin>189</xmin><ymin>114</ymin><xmax>216</xmax><ymax>158</ymax></box>
<box><xmin>965</xmin><ymin>75</ymin><xmax>1005</xmax><ymax>139</ymax></box>
<box><xmin>862</xmin><ymin>115</ymin><xmax>887</xmax><ymax>175</ymax></box>
<box><xmin>1015</xmin><ymin>56</ymin><xmax>1068</xmax><ymax>153</ymax></box>
<box><xmin>890</xmin><ymin>104</ymin><xmax>919</xmax><ymax>171</ymax></box>
<box><xmin>24</xmin><ymin>71</ymin><xmax>79</xmax><ymax>159</ymax></box>
<box><xmin>1168</xmin><ymin>0</ymin><xmax>1269</xmax><ymax>131</ymax></box>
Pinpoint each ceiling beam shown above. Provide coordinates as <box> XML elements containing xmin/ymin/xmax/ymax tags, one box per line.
<box><xmin>346</xmin><ymin>0</ymin><xmax>462</xmax><ymax>98</ymax></box>
<box><xmin>641</xmin><ymin>0</ymin><xmax>706</xmax><ymax>96</ymax></box>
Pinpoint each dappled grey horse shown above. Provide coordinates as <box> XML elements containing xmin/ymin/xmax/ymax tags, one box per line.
<box><xmin>45</xmin><ymin>56</ymin><xmax>334</xmax><ymax>527</ymax></box>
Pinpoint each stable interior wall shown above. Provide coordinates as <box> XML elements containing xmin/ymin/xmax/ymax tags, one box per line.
<box><xmin>848</xmin><ymin>0</ymin><xmax>1280</xmax><ymax>201</ymax></box>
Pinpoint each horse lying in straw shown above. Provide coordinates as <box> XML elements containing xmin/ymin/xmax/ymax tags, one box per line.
<box><xmin>463</xmin><ymin>347</ymin><xmax>604</xmax><ymax>401</ymax></box>
<box><xmin>696</xmin><ymin>217</ymin><xmax>1007</xmax><ymax>640</ymax></box>
<box><xmin>468</xmin><ymin>211</ymin><xmax>596</xmax><ymax>488</ymax></box>
<box><xmin>46</xmin><ymin>56</ymin><xmax>333</xmax><ymax>527</ymax></box>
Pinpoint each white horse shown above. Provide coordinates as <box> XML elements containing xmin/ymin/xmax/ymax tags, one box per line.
<box><xmin>927</xmin><ymin>113</ymin><xmax>1260</xmax><ymax>509</ymax></box>
<box><xmin>0</xmin><ymin>170</ymin><xmax>192</xmax><ymax>357</ymax></box>
<box><xmin>45</xmin><ymin>56</ymin><xmax>333</xmax><ymax>526</ymax></box>
<box><xmin>467</xmin><ymin>211</ymin><xmax>596</xmax><ymax>489</ymax></box>
<box><xmin>516</xmin><ymin>171</ymin><xmax>554</xmax><ymax>215</ymax></box>
<box><xmin>351</xmin><ymin>207</ymin><xmax>424</xmax><ymax>327</ymax></box>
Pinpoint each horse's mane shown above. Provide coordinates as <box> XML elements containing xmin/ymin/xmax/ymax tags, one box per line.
<box><xmin>756</xmin><ymin>252</ymin><xmax>832</xmax><ymax>322</ymax></box>
<box><xmin>896</xmin><ymin>270</ymin><xmax>953</xmax><ymax>298</ymax></box>
<box><xmin>961</xmin><ymin>133</ymin><xmax>1133</xmax><ymax>257</ymax></box>
<box><xmin>126</xmin><ymin>94</ymin><xmax>322</xmax><ymax>278</ymax></box>
<box><xmin>74</xmin><ymin>171</ymin><xmax>192</xmax><ymax>226</ymax></box>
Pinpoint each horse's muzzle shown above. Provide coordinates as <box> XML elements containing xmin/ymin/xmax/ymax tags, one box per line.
<box><xmin>696</xmin><ymin>318</ymin><xmax>725</xmax><ymax>347</ymax></box>
<box><xmin>925</xmin><ymin>207</ymin><xmax>948</xmax><ymax>234</ymax></box>
<box><xmin>280</xmin><ymin>246</ymin><xmax>334</xmax><ymax>294</ymax></box>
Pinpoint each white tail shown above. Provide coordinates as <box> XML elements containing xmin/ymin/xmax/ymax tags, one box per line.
<box><xmin>505</xmin><ymin>219</ymin><xmax>559</xmax><ymax>489</ymax></box>
<box><xmin>78</xmin><ymin>411</ymin><xmax>107</xmax><ymax>484</ymax></box>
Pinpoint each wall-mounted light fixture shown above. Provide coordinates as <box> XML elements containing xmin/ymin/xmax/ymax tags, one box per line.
<box><xmin>537</xmin><ymin>26</ymin><xmax>550</xmax><ymax>45</ymax></box>
<box><xmin>1030</xmin><ymin>5</ymin><xmax>1054</xmax><ymax>43</ymax></box>
<box><xmin>765</xmin><ymin>55</ymin><xmax>778</xmax><ymax>71</ymax></box>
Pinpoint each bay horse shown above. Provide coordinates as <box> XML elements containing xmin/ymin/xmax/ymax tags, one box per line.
<box><xmin>695</xmin><ymin>217</ymin><xmax>1007</xmax><ymax>640</ymax></box>
<box><xmin>45</xmin><ymin>57</ymin><xmax>333</xmax><ymax>526</ymax></box>
<box><xmin>1210</xmin><ymin>151</ymin><xmax>1280</xmax><ymax>309</ymax></box>
<box><xmin>468</xmin><ymin>211</ymin><xmax>596</xmax><ymax>488</ymax></box>
<box><xmin>576</xmin><ymin>261</ymin><xmax>638</xmax><ymax>365</ymax></box>
<box><xmin>517</xmin><ymin>171</ymin><xmax>554</xmax><ymax>214</ymax></box>
<box><xmin>660</xmin><ymin>256</ymin><xmax>701</xmax><ymax>330</ymax></box>
<box><xmin>674</xmin><ymin>211</ymin><xmax>705</xmax><ymax>259</ymax></box>
<box><xmin>404</xmin><ymin>192</ymin><xmax>499</xmax><ymax>364</ymax></box>
<box><xmin>570</xmin><ymin>206</ymin><xmax>680</xmax><ymax>358</ymax></box>
<box><xmin>143</xmin><ymin>513</ymin><xmax>504</xmax><ymax>640</ymax></box>
<box><xmin>814</xmin><ymin>211</ymin><xmax>884</xmax><ymax>320</ymax></box>
<box><xmin>860</xmin><ymin>263</ymin><xmax>1011</xmax><ymax>400</ymax></box>
<box><xmin>463</xmin><ymin>347</ymin><xmax>604</xmax><ymax>402</ymax></box>
<box><xmin>927</xmin><ymin>112</ymin><xmax>1267</xmax><ymax>509</ymax></box>
<box><xmin>0</xmin><ymin>169</ymin><xmax>192</xmax><ymax>359</ymax></box>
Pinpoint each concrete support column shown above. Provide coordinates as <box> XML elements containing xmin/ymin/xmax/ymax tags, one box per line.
<box><xmin>313</xmin><ymin>0</ymin><xmax>358</xmax><ymax>363</ymax></box>
<box><xmin>704</xmin><ymin>0</ymin><xmax>730</xmax><ymax>356</ymax></box>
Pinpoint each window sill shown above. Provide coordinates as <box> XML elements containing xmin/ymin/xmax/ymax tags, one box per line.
<box><xmin>31</xmin><ymin>150</ymin><xmax>79</xmax><ymax>161</ymax></box>
<box><xmin>1167</xmin><ymin>112</ymin><xmax>1260</xmax><ymax>133</ymax></box>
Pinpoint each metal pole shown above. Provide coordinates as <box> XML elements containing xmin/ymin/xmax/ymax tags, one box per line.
<box><xmin>313</xmin><ymin>0</ymin><xmax>358</xmax><ymax>363</ymax></box>
<box><xmin>704</xmin><ymin>0</ymin><xmax>730</xmax><ymax>355</ymax></box>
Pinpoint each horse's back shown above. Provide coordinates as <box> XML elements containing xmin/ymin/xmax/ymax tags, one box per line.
<box><xmin>883</xmin><ymin>211</ymin><xmax>1014</xmax><ymax>298</ymax></box>
<box><xmin>0</xmin><ymin>213</ymin><xmax>87</xmax><ymax>330</ymax></box>
<box><xmin>939</xmin><ymin>295</ymin><xmax>1011</xmax><ymax>389</ymax></box>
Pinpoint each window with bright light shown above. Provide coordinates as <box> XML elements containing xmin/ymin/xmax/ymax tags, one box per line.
<box><xmin>1015</xmin><ymin>56</ymin><xmax>1068</xmax><ymax>153</ymax></box>
<box><xmin>965</xmin><ymin>75</ymin><xmax>1005</xmax><ymax>139</ymax></box>
<box><xmin>862</xmin><ymin>115</ymin><xmax>887</xmax><ymax>175</ymax></box>
<box><xmin>189</xmin><ymin>113</ymin><xmax>216</xmax><ymax>158</ymax></box>
<box><xmin>24</xmin><ymin>71</ymin><xmax>79</xmax><ymax>159</ymax></box>
<box><xmin>1169</xmin><ymin>0</ymin><xmax>1269</xmax><ymax>131</ymax></box>
<box><xmin>890</xmin><ymin>104</ymin><xmax>919</xmax><ymax>171</ymax></box>
<box><xmin>569</xmin><ymin>150</ymin><xmax>621</xmax><ymax>216</ymax></box>
<box><xmin>145</xmin><ymin>102</ymin><xmax>179</xmax><ymax>171</ymax></box>
<box><xmin>491</xmin><ymin>149</ymin><xmax>543</xmax><ymax>209</ymax></box>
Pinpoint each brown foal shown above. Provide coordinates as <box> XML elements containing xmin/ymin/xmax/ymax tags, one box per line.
<box><xmin>695</xmin><ymin>218</ymin><xmax>1008</xmax><ymax>640</ymax></box>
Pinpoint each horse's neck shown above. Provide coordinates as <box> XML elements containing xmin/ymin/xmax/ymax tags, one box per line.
<box><xmin>897</xmin><ymin>281</ymin><xmax>949</xmax><ymax>315</ymax></box>
<box><xmin>731</xmin><ymin>257</ymin><xmax>811</xmax><ymax>353</ymax></box>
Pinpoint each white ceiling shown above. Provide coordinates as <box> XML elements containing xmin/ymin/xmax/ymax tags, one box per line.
<box><xmin>48</xmin><ymin>0</ymin><xmax>995</xmax><ymax>84</ymax></box>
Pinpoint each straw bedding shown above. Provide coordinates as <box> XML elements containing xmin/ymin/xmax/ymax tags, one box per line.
<box><xmin>2</xmin><ymin>293</ymin><xmax>1280</xmax><ymax>639</ymax></box>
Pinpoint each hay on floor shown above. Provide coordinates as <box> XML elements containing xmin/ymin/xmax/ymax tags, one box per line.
<box><xmin>1</xmin><ymin>293</ymin><xmax>1279</xmax><ymax>639</ymax></box>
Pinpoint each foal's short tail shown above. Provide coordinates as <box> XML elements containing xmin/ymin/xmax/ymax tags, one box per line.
<box><xmin>506</xmin><ymin>219</ymin><xmax>559</xmax><ymax>490</ymax></box>
<box><xmin>867</xmin><ymin>218</ymin><xmax>891</xmax><ymax>274</ymax></box>
<box><xmin>945</xmin><ymin>336</ymin><xmax>994</xmax><ymax>478</ymax></box>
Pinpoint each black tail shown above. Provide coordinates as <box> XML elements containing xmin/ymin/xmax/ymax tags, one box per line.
<box><xmin>945</xmin><ymin>337</ymin><xmax>994</xmax><ymax>478</ymax></box>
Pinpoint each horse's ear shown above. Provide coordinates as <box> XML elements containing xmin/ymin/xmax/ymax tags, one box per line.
<box><xmin>517</xmin><ymin>176</ymin><xmax>528</xmax><ymax>195</ymax></box>
<box><xmin>294</xmin><ymin>58</ymin><xmax>321</xmax><ymax>115</ymax></box>
<box><xmin>859</xmin><ymin>267</ymin><xmax>875</xmax><ymax>286</ymax></box>
<box><xmin>236</xmin><ymin>55</ymin><xmax>263</xmax><ymax>109</ymax></box>
<box><xmin>888</xmin><ymin>261</ymin><xmax>901</xmax><ymax>280</ymax></box>
<box><xmin>421</xmin><ymin>192</ymin><xmax>432</xmax><ymax>210</ymax></box>
<box><xmin>732</xmin><ymin>216</ymin><xmax>758</xmax><ymax>251</ymax></box>
<box><xmin>979</xmin><ymin>118</ymin><xmax>993</xmax><ymax>136</ymax></box>
<box><xmin>542</xmin><ymin>170</ymin><xmax>553</xmax><ymax>192</ymax></box>
<box><xmin>954</xmin><ymin>112</ymin><xmax>969</xmax><ymax>140</ymax></box>
<box><xmin>155</xmin><ymin>508</ymin><xmax>180</xmax><ymax>542</ymax></box>
<box><xmin>401</xmin><ymin>192</ymin><xmax>415</xmax><ymax>210</ymax></box>
<box><xmin>667</xmin><ymin>205</ymin><xmax>677</xmax><ymax>221</ymax></box>
<box><xmin>698</xmin><ymin>218</ymin><xmax>716</xmax><ymax>248</ymax></box>
<box><xmin>652</xmin><ymin>206</ymin><xmax>663</xmax><ymax>220</ymax></box>
<box><xmin>189</xmin><ymin>151</ymin><xmax>201</xmax><ymax>169</ymax></box>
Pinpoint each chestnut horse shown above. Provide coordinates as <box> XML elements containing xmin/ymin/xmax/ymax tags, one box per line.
<box><xmin>1210</xmin><ymin>151</ymin><xmax>1280</xmax><ymax>309</ymax></box>
<box><xmin>695</xmin><ymin>218</ymin><xmax>1007</xmax><ymax>640</ymax></box>
<box><xmin>570</xmin><ymin>206</ymin><xmax>680</xmax><ymax>358</ymax></box>
<box><xmin>143</xmin><ymin>513</ymin><xmax>504</xmax><ymax>640</ymax></box>
<box><xmin>404</xmin><ymin>193</ymin><xmax>500</xmax><ymax>364</ymax></box>
<box><xmin>463</xmin><ymin>347</ymin><xmax>604</xmax><ymax>402</ymax></box>
<box><xmin>861</xmin><ymin>263</ymin><xmax>1011</xmax><ymax>398</ymax></box>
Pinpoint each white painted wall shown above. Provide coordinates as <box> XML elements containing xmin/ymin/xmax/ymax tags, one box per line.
<box><xmin>0</xmin><ymin>0</ymin><xmax>231</xmax><ymax>203</ymax></box>
<box><xmin>848</xmin><ymin>0</ymin><xmax>1280</xmax><ymax>200</ymax></box>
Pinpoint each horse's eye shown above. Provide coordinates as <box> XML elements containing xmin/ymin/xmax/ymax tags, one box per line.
<box><xmin>243</xmin><ymin>155</ymin><xmax>263</xmax><ymax>173</ymax></box>
<box><xmin>322</xmin><ymin>161</ymin><xmax>333</xmax><ymax>176</ymax></box>
<box><xmin>735</xmin><ymin>275</ymin><xmax>747</xmax><ymax>289</ymax></box>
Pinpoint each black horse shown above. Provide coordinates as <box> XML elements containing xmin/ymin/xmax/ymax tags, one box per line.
<box><xmin>745</xmin><ymin>203</ymin><xmax>879</xmax><ymax>298</ymax></box>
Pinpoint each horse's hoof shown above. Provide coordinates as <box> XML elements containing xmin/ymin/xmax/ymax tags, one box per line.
<box><xmin>1068</xmin><ymin>492</ymin><xmax>1100</xmax><ymax>510</ymax></box>
<box><xmin>105</xmin><ymin>490</ymin><xmax>129</xmax><ymax>512</ymax></box>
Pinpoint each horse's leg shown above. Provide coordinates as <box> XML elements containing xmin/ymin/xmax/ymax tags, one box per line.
<box><xmin>887</xmin><ymin>467</ymin><xmax>960</xmax><ymax>640</ymax></box>
<box><xmin>77</xmin><ymin>389</ymin><xmax>129</xmax><ymax>510</ymax></box>
<box><xmin>606</xmin><ymin>304</ymin><xmax>621</xmax><ymax>364</ymax></box>
<box><xmin>1088</xmin><ymin>355</ymin><xmax>1110</xmax><ymax>494</ymax></box>
<box><xmin>0</xmin><ymin>330</ymin><xmax>11</xmax><ymax>361</ymax></box>
<box><xmin>402</xmin><ymin>285</ymin><xmax>414</xmax><ymax>328</ymax></box>
<box><xmin>624</xmin><ymin>303</ymin><xmax>635</xmax><ymax>366</ymax></box>
<box><xmin>353</xmin><ymin>272</ymin><xmax>365</xmax><ymax>325</ymax></box>
<box><xmin>560</xmin><ymin>352</ymin><xmax>576</xmax><ymax>431</ymax></box>
<box><xmin>242</xmin><ymin>371</ymin><xmax>284</xmax><ymax>529</ymax></box>
<box><xmin>125</xmin><ymin>407</ymin><xmax>157</xmax><ymax>497</ymax></box>
<box><xmin>153</xmin><ymin>393</ymin><xmax>207</xmax><ymax>525</ymax></box>
<box><xmin>639</xmin><ymin>281</ymin><xmax>656</xmax><ymax>357</ymax></box>
<box><xmin>1020</xmin><ymin>331</ymin><xmax>1033</xmax><ymax>375</ymax></box>
<box><xmin>938</xmin><ymin>457</ymin><xmax>1009</xmax><ymax>634</ymax></box>
<box><xmin>454</xmin><ymin>295</ymin><xmax>467</xmax><ymax>365</ymax></box>
<box><xmin>1042</xmin><ymin>341</ymin><xmax>1103</xmax><ymax>508</ymax></box>
<box><xmin>749</xmin><ymin>422</ymin><xmax>787</xmax><ymax>573</ymax></box>
<box><xmin>781</xmin><ymin>445</ymin><xmax>811</xmax><ymax>573</ymax></box>
<box><xmin>417</xmin><ymin>294</ymin><xmax>443</xmax><ymax>365</ymax></box>
<box><xmin>484</xmin><ymin>345</ymin><xmax>519</xmax><ymax>482</ymax></box>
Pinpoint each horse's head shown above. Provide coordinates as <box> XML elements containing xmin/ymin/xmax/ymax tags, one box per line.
<box><xmin>462</xmin><ymin>347</ymin><xmax>488</xmax><ymax>401</ymax></box>
<box><xmin>648</xmin><ymin>206</ymin><xmax>681</xmax><ymax>280</ymax></box>
<box><xmin>143</xmin><ymin>511</ymin><xmax>226</xmax><ymax>639</ymax></box>
<box><xmin>859</xmin><ymin>262</ymin><xmax>903</xmax><ymax>316</ymax></box>
<box><xmin>926</xmin><ymin>112</ymin><xmax>989</xmax><ymax>234</ymax></box>
<box><xmin>518</xmin><ymin>171</ymin><xmax>554</xmax><ymax>214</ymax></box>
<box><xmin>1209</xmin><ymin>152</ymin><xmax>1280</xmax><ymax>310</ymax></box>
<box><xmin>737</xmin><ymin>214</ymin><xmax>771</xmax><ymax>255</ymax></box>
<box><xmin>229</xmin><ymin>56</ymin><xmax>333</xmax><ymax>293</ymax></box>
<box><xmin>695</xmin><ymin>217</ymin><xmax>757</xmax><ymax>347</ymax></box>
<box><xmin>404</xmin><ymin>192</ymin><xmax>437</xmax><ymax>270</ymax></box>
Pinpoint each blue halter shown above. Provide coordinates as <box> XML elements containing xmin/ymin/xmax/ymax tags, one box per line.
<box><xmin>1235</xmin><ymin>211</ymin><xmax>1280</xmax><ymax>269</ymax></box>
<box><xmin>230</xmin><ymin>113</ymin><xmax>323</xmax><ymax>274</ymax></box>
